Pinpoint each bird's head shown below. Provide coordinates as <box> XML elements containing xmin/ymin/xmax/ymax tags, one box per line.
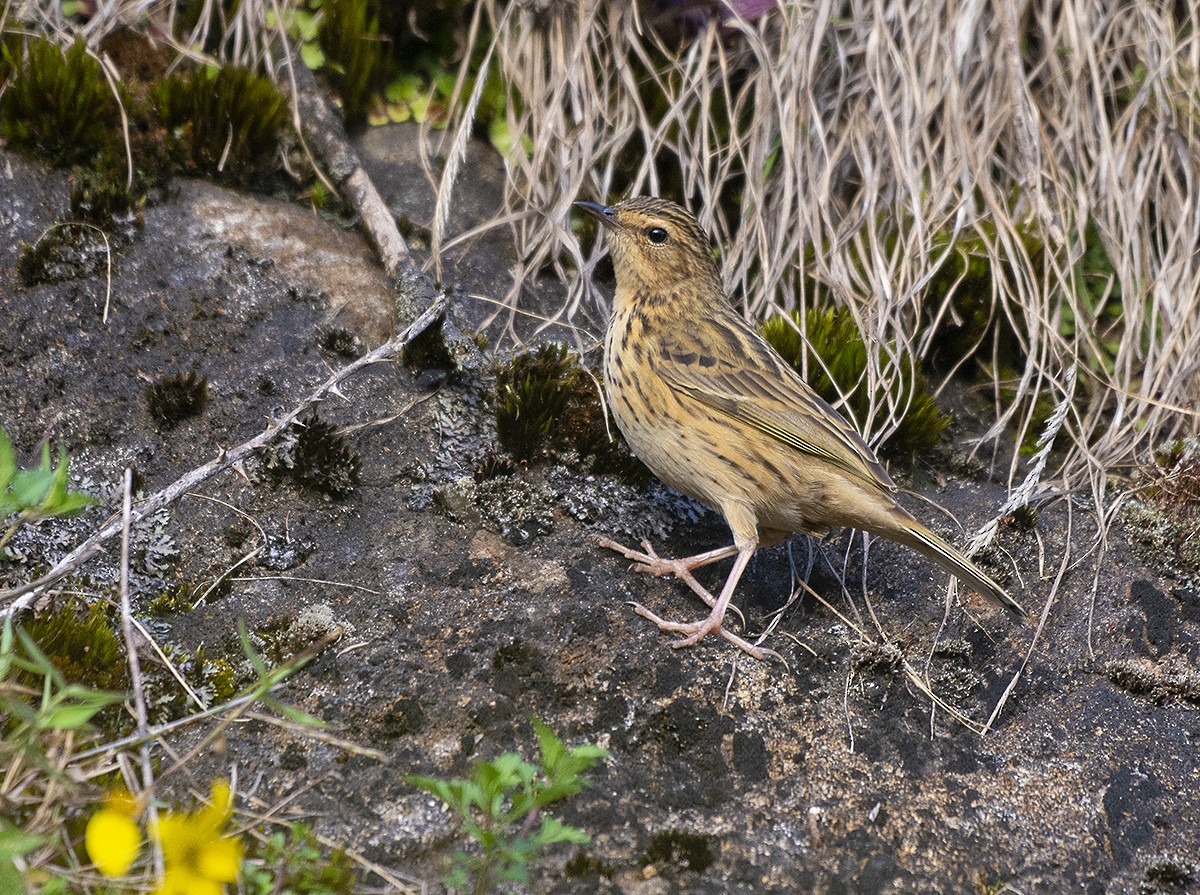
<box><xmin>575</xmin><ymin>197</ymin><xmax>722</xmax><ymax>297</ymax></box>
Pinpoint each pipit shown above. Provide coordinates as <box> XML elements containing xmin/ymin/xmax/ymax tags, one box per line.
<box><xmin>576</xmin><ymin>197</ymin><xmax>1025</xmax><ymax>660</ymax></box>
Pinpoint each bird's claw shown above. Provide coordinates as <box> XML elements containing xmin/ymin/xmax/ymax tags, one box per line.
<box><xmin>599</xmin><ymin>537</ymin><xmax>683</xmax><ymax>577</ymax></box>
<box><xmin>628</xmin><ymin>602</ymin><xmax>777</xmax><ymax>662</ymax></box>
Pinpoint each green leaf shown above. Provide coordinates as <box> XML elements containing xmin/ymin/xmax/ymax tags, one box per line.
<box><xmin>38</xmin><ymin>700</ymin><xmax>107</xmax><ymax>730</ymax></box>
<box><xmin>0</xmin><ymin>821</ymin><xmax>44</xmax><ymax>861</ymax></box>
<box><xmin>300</xmin><ymin>42</ymin><xmax>325</xmax><ymax>70</ymax></box>
<box><xmin>533</xmin><ymin>716</ymin><xmax>566</xmax><ymax>768</ymax></box>
<box><xmin>49</xmin><ymin>491</ymin><xmax>97</xmax><ymax>515</ymax></box>
<box><xmin>238</xmin><ymin>619</ymin><xmax>268</xmax><ymax>678</ymax></box>
<box><xmin>42</xmin><ymin>447</ymin><xmax>82</xmax><ymax>513</ymax></box>
<box><xmin>9</xmin><ymin>468</ymin><xmax>54</xmax><ymax>510</ymax></box>
<box><xmin>294</xmin><ymin>10</ymin><xmax>320</xmax><ymax>42</ymax></box>
<box><xmin>537</xmin><ymin>815</ymin><xmax>589</xmax><ymax>846</ymax></box>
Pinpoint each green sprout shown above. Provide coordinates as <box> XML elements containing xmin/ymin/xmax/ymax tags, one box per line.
<box><xmin>0</xmin><ymin>428</ymin><xmax>97</xmax><ymax>554</ymax></box>
<box><xmin>408</xmin><ymin>718</ymin><xmax>607</xmax><ymax>894</ymax></box>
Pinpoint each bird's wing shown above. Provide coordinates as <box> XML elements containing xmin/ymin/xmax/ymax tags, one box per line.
<box><xmin>656</xmin><ymin>325</ymin><xmax>895</xmax><ymax>492</ymax></box>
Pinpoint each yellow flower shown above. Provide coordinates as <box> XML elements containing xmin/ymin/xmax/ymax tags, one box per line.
<box><xmin>85</xmin><ymin>788</ymin><xmax>142</xmax><ymax>877</ymax></box>
<box><xmin>151</xmin><ymin>780</ymin><xmax>243</xmax><ymax>895</ymax></box>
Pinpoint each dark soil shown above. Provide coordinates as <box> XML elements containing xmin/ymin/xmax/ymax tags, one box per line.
<box><xmin>2</xmin><ymin>132</ymin><xmax>1198</xmax><ymax>895</ymax></box>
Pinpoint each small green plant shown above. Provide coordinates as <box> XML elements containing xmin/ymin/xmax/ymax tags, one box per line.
<box><xmin>16</xmin><ymin>597</ymin><xmax>128</xmax><ymax>695</ymax></box>
<box><xmin>408</xmin><ymin>718</ymin><xmax>608</xmax><ymax>894</ymax></box>
<box><xmin>15</xmin><ymin>221</ymin><xmax>113</xmax><ymax>287</ymax></box>
<box><xmin>243</xmin><ymin>823</ymin><xmax>356</xmax><ymax>895</ymax></box>
<box><xmin>0</xmin><ymin>428</ymin><xmax>97</xmax><ymax>554</ymax></box>
<box><xmin>152</xmin><ymin>65</ymin><xmax>289</xmax><ymax>187</ymax></box>
<box><xmin>1058</xmin><ymin>218</ymin><xmax>1133</xmax><ymax>376</ymax></box>
<box><xmin>265</xmin><ymin>413</ymin><xmax>362</xmax><ymax>498</ymax></box>
<box><xmin>0</xmin><ymin>617</ymin><xmax>126</xmax><ymax>747</ymax></box>
<box><xmin>1144</xmin><ymin>439</ymin><xmax>1200</xmax><ymax>519</ymax></box>
<box><xmin>70</xmin><ymin>169</ymin><xmax>144</xmax><ymax>235</ymax></box>
<box><xmin>0</xmin><ymin>36</ymin><xmax>121</xmax><ymax>166</ymax></box>
<box><xmin>761</xmin><ymin>307</ymin><xmax>950</xmax><ymax>455</ymax></box>
<box><xmin>921</xmin><ymin>222</ymin><xmax>1032</xmax><ymax>372</ymax></box>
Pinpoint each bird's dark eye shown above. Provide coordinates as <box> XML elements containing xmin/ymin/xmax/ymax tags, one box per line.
<box><xmin>646</xmin><ymin>227</ymin><xmax>669</xmax><ymax>245</ymax></box>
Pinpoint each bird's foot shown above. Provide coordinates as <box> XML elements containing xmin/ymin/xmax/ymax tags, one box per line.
<box><xmin>598</xmin><ymin>537</ymin><xmax>696</xmax><ymax>577</ymax></box>
<box><xmin>628</xmin><ymin>602</ymin><xmax>780</xmax><ymax>662</ymax></box>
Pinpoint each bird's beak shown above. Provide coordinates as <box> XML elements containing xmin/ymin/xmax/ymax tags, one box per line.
<box><xmin>574</xmin><ymin>201</ymin><xmax>617</xmax><ymax>230</ymax></box>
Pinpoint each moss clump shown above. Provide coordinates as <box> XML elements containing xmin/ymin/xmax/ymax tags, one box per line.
<box><xmin>0</xmin><ymin>36</ymin><xmax>122</xmax><ymax>166</ymax></box>
<box><xmin>16</xmin><ymin>597</ymin><xmax>128</xmax><ymax>694</ymax></box>
<box><xmin>921</xmin><ymin>222</ymin><xmax>1032</xmax><ymax>373</ymax></box>
<box><xmin>761</xmin><ymin>307</ymin><xmax>950</xmax><ymax>456</ymax></box>
<box><xmin>1001</xmin><ymin>504</ymin><xmax>1040</xmax><ymax>531</ymax></box>
<box><xmin>15</xmin><ymin>223</ymin><xmax>112</xmax><ymax>287</ymax></box>
<box><xmin>1118</xmin><ymin>440</ymin><xmax>1200</xmax><ymax>579</ymax></box>
<box><xmin>266</xmin><ymin>412</ymin><xmax>362</xmax><ymax>498</ymax></box>
<box><xmin>151</xmin><ymin>65</ymin><xmax>288</xmax><ymax>187</ymax></box>
<box><xmin>319</xmin><ymin>0</ymin><xmax>384</xmax><ymax>130</ymax></box>
<box><xmin>495</xmin><ymin>343</ymin><xmax>577</xmax><ymax>460</ymax></box>
<box><xmin>70</xmin><ymin>169</ymin><xmax>144</xmax><ymax>236</ymax></box>
<box><xmin>642</xmin><ymin>830</ymin><xmax>717</xmax><ymax>874</ymax></box>
<box><xmin>492</xmin><ymin>343</ymin><xmax>649</xmax><ymax>483</ymax></box>
<box><xmin>316</xmin><ymin>326</ymin><xmax>364</xmax><ymax>358</ymax></box>
<box><xmin>1058</xmin><ymin>219</ymin><xmax>1127</xmax><ymax>376</ymax></box>
<box><xmin>146</xmin><ymin>372</ymin><xmax>209</xmax><ymax>425</ymax></box>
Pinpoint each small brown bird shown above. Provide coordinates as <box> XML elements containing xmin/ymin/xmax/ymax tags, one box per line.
<box><xmin>576</xmin><ymin>197</ymin><xmax>1025</xmax><ymax>660</ymax></box>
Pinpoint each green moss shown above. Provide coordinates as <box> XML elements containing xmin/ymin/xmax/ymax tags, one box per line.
<box><xmin>1002</xmin><ymin>504</ymin><xmax>1040</xmax><ymax>531</ymax></box>
<box><xmin>270</xmin><ymin>412</ymin><xmax>362</xmax><ymax>499</ymax></box>
<box><xmin>1058</xmin><ymin>219</ymin><xmax>1133</xmax><ymax>376</ymax></box>
<box><xmin>17</xmin><ymin>596</ymin><xmax>128</xmax><ymax>694</ymax></box>
<box><xmin>761</xmin><ymin>307</ymin><xmax>950</xmax><ymax>455</ymax></box>
<box><xmin>1146</xmin><ymin>440</ymin><xmax>1200</xmax><ymax>517</ymax></box>
<box><xmin>69</xmin><ymin>168</ymin><xmax>144</xmax><ymax>233</ymax></box>
<box><xmin>151</xmin><ymin>65</ymin><xmax>288</xmax><ymax>187</ymax></box>
<box><xmin>204</xmin><ymin>656</ymin><xmax>238</xmax><ymax>703</ymax></box>
<box><xmin>319</xmin><ymin>0</ymin><xmax>383</xmax><ymax>130</ymax></box>
<box><xmin>0</xmin><ymin>36</ymin><xmax>122</xmax><ymax>166</ymax></box>
<box><xmin>15</xmin><ymin>223</ymin><xmax>111</xmax><ymax>287</ymax></box>
<box><xmin>999</xmin><ymin>383</ymin><xmax>1057</xmax><ymax>456</ymax></box>
<box><xmin>316</xmin><ymin>326</ymin><xmax>364</xmax><ymax>358</ymax></box>
<box><xmin>494</xmin><ymin>343</ymin><xmax>578</xmax><ymax>461</ymax></box>
<box><xmin>921</xmin><ymin>221</ymin><xmax>1031</xmax><ymax>372</ymax></box>
<box><xmin>491</xmin><ymin>343</ymin><xmax>649</xmax><ymax>482</ymax></box>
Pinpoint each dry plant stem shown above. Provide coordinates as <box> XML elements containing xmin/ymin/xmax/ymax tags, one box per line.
<box><xmin>0</xmin><ymin>297</ymin><xmax>447</xmax><ymax>617</ymax></box>
<box><xmin>284</xmin><ymin>43</ymin><xmax>412</xmax><ymax>277</ymax></box>
<box><xmin>117</xmin><ymin>468</ymin><xmax>155</xmax><ymax>795</ymax></box>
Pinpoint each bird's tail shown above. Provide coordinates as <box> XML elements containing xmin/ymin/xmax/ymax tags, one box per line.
<box><xmin>888</xmin><ymin>516</ymin><xmax>1026</xmax><ymax>618</ymax></box>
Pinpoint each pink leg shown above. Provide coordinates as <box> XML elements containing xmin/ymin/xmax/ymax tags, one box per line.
<box><xmin>600</xmin><ymin>535</ymin><xmax>778</xmax><ymax>661</ymax></box>
<box><xmin>598</xmin><ymin>537</ymin><xmax>739</xmax><ymax>607</ymax></box>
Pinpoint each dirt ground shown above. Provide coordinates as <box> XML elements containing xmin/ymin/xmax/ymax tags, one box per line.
<box><xmin>2</xmin><ymin>131</ymin><xmax>1198</xmax><ymax>895</ymax></box>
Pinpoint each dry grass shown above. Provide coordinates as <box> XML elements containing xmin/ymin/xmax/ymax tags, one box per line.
<box><xmin>432</xmin><ymin>0</ymin><xmax>1199</xmax><ymax>492</ymax></box>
